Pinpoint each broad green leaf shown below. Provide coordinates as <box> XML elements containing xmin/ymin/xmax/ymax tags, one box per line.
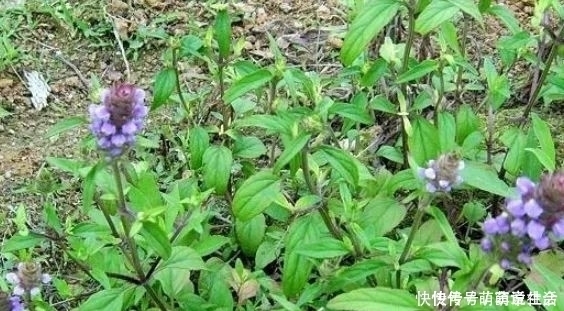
<box><xmin>329</xmin><ymin>102</ymin><xmax>373</xmax><ymax>125</ymax></box>
<box><xmin>78</xmin><ymin>288</ymin><xmax>125</xmax><ymax>311</ymax></box>
<box><xmin>489</xmin><ymin>5</ymin><xmax>522</xmax><ymax>34</ymax></box>
<box><xmin>455</xmin><ymin>104</ymin><xmax>480</xmax><ymax>145</ymax></box>
<box><xmin>232</xmin><ymin>171</ymin><xmax>281</xmax><ymax>221</ymax></box>
<box><xmin>236</xmin><ymin>114</ymin><xmax>291</xmax><ymax>135</ymax></box>
<box><xmin>46</xmin><ymin>117</ymin><xmax>86</xmax><ymax>138</ymax></box>
<box><xmin>152</xmin><ymin>68</ymin><xmax>177</xmax><ymax>110</ymax></box>
<box><xmin>327</xmin><ymin>288</ymin><xmax>431</xmax><ymax>311</ymax></box>
<box><xmin>224</xmin><ymin>69</ymin><xmax>273</xmax><ymax>103</ymax></box>
<box><xmin>214</xmin><ymin>9</ymin><xmax>231</xmax><ymax>59</ymax></box>
<box><xmin>203</xmin><ymin>146</ymin><xmax>233</xmax><ymax>195</ymax></box>
<box><xmin>282</xmin><ymin>214</ymin><xmax>324</xmax><ymax>297</ymax></box>
<box><xmin>531</xmin><ymin>113</ymin><xmax>555</xmax><ymax>168</ymax></box>
<box><xmin>0</xmin><ymin>105</ymin><xmax>11</xmax><ymax>119</ymax></box>
<box><xmin>191</xmin><ymin>235</ymin><xmax>230</xmax><ymax>257</ymax></box>
<box><xmin>358</xmin><ymin>196</ymin><xmax>406</xmax><ymax>237</ymax></box>
<box><xmin>446</xmin><ymin>0</ymin><xmax>483</xmax><ymax>24</ymax></box>
<box><xmin>478</xmin><ymin>0</ymin><xmax>492</xmax><ymax>12</ymax></box>
<box><xmin>525</xmin><ymin>148</ymin><xmax>555</xmax><ymax>172</ymax></box>
<box><xmin>437</xmin><ymin>112</ymin><xmax>456</xmax><ymax>152</ymax></box>
<box><xmin>415</xmin><ymin>0</ymin><xmax>459</xmax><ymax>35</ymax></box>
<box><xmin>189</xmin><ymin>127</ymin><xmax>210</xmax><ymax>170</ymax></box>
<box><xmin>409</xmin><ymin>117</ymin><xmax>440</xmax><ymax>165</ymax></box>
<box><xmin>396</xmin><ymin>60</ymin><xmax>438</xmax><ymax>84</ymax></box>
<box><xmin>2</xmin><ymin>233</ymin><xmax>46</xmax><ymax>253</ymax></box>
<box><xmin>439</xmin><ymin>22</ymin><xmax>460</xmax><ymax>54</ymax></box>
<box><xmin>233</xmin><ymin>136</ymin><xmax>267</xmax><ymax>159</ymax></box>
<box><xmin>155</xmin><ymin>246</ymin><xmax>205</xmax><ymax>273</ymax></box>
<box><xmin>460</xmin><ymin>161</ymin><xmax>511</xmax><ymax>197</ymax></box>
<box><xmin>179</xmin><ymin>34</ymin><xmax>204</xmax><ymax>58</ymax></box>
<box><xmin>235</xmin><ymin>213</ymin><xmax>266</xmax><ymax>256</ymax></box>
<box><xmin>361</xmin><ymin>58</ymin><xmax>389</xmax><ymax>87</ymax></box>
<box><xmin>501</xmin><ymin>128</ymin><xmax>525</xmax><ymax>175</ymax></box>
<box><xmin>340</xmin><ymin>0</ymin><xmax>401</xmax><ymax>65</ymax></box>
<box><xmin>141</xmin><ymin>221</ymin><xmax>172</xmax><ymax>260</ymax></box>
<box><xmin>274</xmin><ymin>134</ymin><xmax>310</xmax><ymax>173</ymax></box>
<box><xmin>319</xmin><ymin>146</ymin><xmax>359</xmax><ymax>187</ymax></box>
<box><xmin>255</xmin><ymin>239</ymin><xmax>281</xmax><ymax>270</ymax></box>
<box><xmin>525</xmin><ymin>260</ymin><xmax>564</xmax><ymax>311</ymax></box>
<box><xmin>128</xmin><ymin>171</ymin><xmax>163</xmax><ymax>212</ymax></box>
<box><xmin>370</xmin><ymin>95</ymin><xmax>397</xmax><ymax>114</ymax></box>
<box><xmin>326</xmin><ymin>259</ymin><xmax>392</xmax><ymax>293</ymax></box>
<box><xmin>427</xmin><ymin>206</ymin><xmax>458</xmax><ymax>244</ymax></box>
<box><xmin>415</xmin><ymin>241</ymin><xmax>468</xmax><ymax>268</ymax></box>
<box><xmin>46</xmin><ymin>157</ymin><xmax>82</xmax><ymax>175</ymax></box>
<box><xmin>295</xmin><ymin>237</ymin><xmax>350</xmax><ymax>258</ymax></box>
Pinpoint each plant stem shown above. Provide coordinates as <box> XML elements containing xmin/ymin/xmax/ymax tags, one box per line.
<box><xmin>301</xmin><ymin>147</ymin><xmax>343</xmax><ymax>240</ymax></box>
<box><xmin>398</xmin><ymin>0</ymin><xmax>419</xmax><ymax>167</ymax></box>
<box><xmin>111</xmin><ymin>160</ymin><xmax>169</xmax><ymax>311</ymax></box>
<box><xmin>498</xmin><ymin>26</ymin><xmax>562</xmax><ymax>180</ymax></box>
<box><xmin>455</xmin><ymin>15</ymin><xmax>468</xmax><ymax>100</ymax></box>
<box><xmin>434</xmin><ymin>59</ymin><xmax>445</xmax><ymax>125</ymax></box>
<box><xmin>396</xmin><ymin>195</ymin><xmax>428</xmax><ymax>288</ymax></box>
<box><xmin>172</xmin><ymin>47</ymin><xmax>190</xmax><ymax>125</ymax></box>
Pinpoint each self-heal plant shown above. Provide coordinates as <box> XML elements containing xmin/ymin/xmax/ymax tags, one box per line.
<box><xmin>481</xmin><ymin>171</ymin><xmax>564</xmax><ymax>269</ymax></box>
<box><xmin>89</xmin><ymin>84</ymin><xmax>148</xmax><ymax>157</ymax></box>
<box><xmin>0</xmin><ymin>292</ymin><xmax>24</xmax><ymax>311</ymax></box>
<box><xmin>418</xmin><ymin>153</ymin><xmax>465</xmax><ymax>193</ymax></box>
<box><xmin>5</xmin><ymin>262</ymin><xmax>51</xmax><ymax>297</ymax></box>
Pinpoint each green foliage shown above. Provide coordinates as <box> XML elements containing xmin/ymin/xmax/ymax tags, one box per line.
<box><xmin>5</xmin><ymin>2</ymin><xmax>564</xmax><ymax>311</ymax></box>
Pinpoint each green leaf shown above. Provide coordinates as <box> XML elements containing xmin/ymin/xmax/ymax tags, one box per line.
<box><xmin>214</xmin><ymin>9</ymin><xmax>231</xmax><ymax>59</ymax></box>
<box><xmin>446</xmin><ymin>0</ymin><xmax>483</xmax><ymax>24</ymax></box>
<box><xmin>489</xmin><ymin>5</ymin><xmax>522</xmax><ymax>34</ymax></box>
<box><xmin>46</xmin><ymin>157</ymin><xmax>82</xmax><ymax>175</ymax></box>
<box><xmin>189</xmin><ymin>127</ymin><xmax>210</xmax><ymax>170</ymax></box>
<box><xmin>415</xmin><ymin>241</ymin><xmax>468</xmax><ymax>268</ymax></box>
<box><xmin>128</xmin><ymin>171</ymin><xmax>163</xmax><ymax>212</ymax></box>
<box><xmin>455</xmin><ymin>104</ymin><xmax>480</xmax><ymax>145</ymax></box>
<box><xmin>224</xmin><ymin>69</ymin><xmax>273</xmax><ymax>103</ymax></box>
<box><xmin>340</xmin><ymin>0</ymin><xmax>401</xmax><ymax>66</ymax></box>
<box><xmin>327</xmin><ymin>288</ymin><xmax>430</xmax><ymax>311</ymax></box>
<box><xmin>361</xmin><ymin>58</ymin><xmax>389</xmax><ymax>87</ymax></box>
<box><xmin>409</xmin><ymin>117</ymin><xmax>440</xmax><ymax>165</ymax></box>
<box><xmin>427</xmin><ymin>206</ymin><xmax>458</xmax><ymax>244</ymax></box>
<box><xmin>191</xmin><ymin>235</ymin><xmax>230</xmax><ymax>257</ymax></box>
<box><xmin>329</xmin><ymin>102</ymin><xmax>373</xmax><ymax>124</ymax></box>
<box><xmin>370</xmin><ymin>95</ymin><xmax>397</xmax><ymax>114</ymax></box>
<box><xmin>235</xmin><ymin>213</ymin><xmax>266</xmax><ymax>256</ymax></box>
<box><xmin>232</xmin><ymin>170</ymin><xmax>281</xmax><ymax>221</ymax></box>
<box><xmin>255</xmin><ymin>239</ymin><xmax>281</xmax><ymax>270</ymax></box>
<box><xmin>319</xmin><ymin>146</ymin><xmax>359</xmax><ymax>187</ymax></box>
<box><xmin>236</xmin><ymin>114</ymin><xmax>293</xmax><ymax>135</ymax></box>
<box><xmin>179</xmin><ymin>34</ymin><xmax>204</xmax><ymax>58</ymax></box>
<box><xmin>525</xmin><ymin>148</ymin><xmax>555</xmax><ymax>172</ymax></box>
<box><xmin>274</xmin><ymin>134</ymin><xmax>310</xmax><ymax>173</ymax></box>
<box><xmin>155</xmin><ymin>246</ymin><xmax>205</xmax><ymax>273</ymax></box>
<box><xmin>439</xmin><ymin>22</ymin><xmax>460</xmax><ymax>54</ymax></box>
<box><xmin>358</xmin><ymin>196</ymin><xmax>406</xmax><ymax>237</ymax></box>
<box><xmin>415</xmin><ymin>0</ymin><xmax>459</xmax><ymax>35</ymax></box>
<box><xmin>295</xmin><ymin>237</ymin><xmax>350</xmax><ymax>258</ymax></box>
<box><xmin>152</xmin><ymin>68</ymin><xmax>177</xmax><ymax>110</ymax></box>
<box><xmin>2</xmin><ymin>233</ymin><xmax>46</xmax><ymax>253</ymax></box>
<box><xmin>282</xmin><ymin>215</ymin><xmax>324</xmax><ymax>297</ymax></box>
<box><xmin>78</xmin><ymin>288</ymin><xmax>125</xmax><ymax>311</ymax></box>
<box><xmin>233</xmin><ymin>136</ymin><xmax>267</xmax><ymax>159</ymax></box>
<box><xmin>396</xmin><ymin>60</ymin><xmax>438</xmax><ymax>84</ymax></box>
<box><xmin>525</xmin><ymin>261</ymin><xmax>564</xmax><ymax>311</ymax></box>
<box><xmin>531</xmin><ymin>113</ymin><xmax>555</xmax><ymax>169</ymax></box>
<box><xmin>437</xmin><ymin>112</ymin><xmax>456</xmax><ymax>152</ymax></box>
<box><xmin>460</xmin><ymin>161</ymin><xmax>511</xmax><ymax>197</ymax></box>
<box><xmin>46</xmin><ymin>117</ymin><xmax>86</xmax><ymax>138</ymax></box>
<box><xmin>141</xmin><ymin>221</ymin><xmax>172</xmax><ymax>260</ymax></box>
<box><xmin>203</xmin><ymin>146</ymin><xmax>233</xmax><ymax>195</ymax></box>
<box><xmin>0</xmin><ymin>105</ymin><xmax>11</xmax><ymax>119</ymax></box>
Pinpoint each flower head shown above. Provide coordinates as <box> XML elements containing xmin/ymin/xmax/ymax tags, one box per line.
<box><xmin>481</xmin><ymin>173</ymin><xmax>564</xmax><ymax>269</ymax></box>
<box><xmin>0</xmin><ymin>292</ymin><xmax>24</xmax><ymax>311</ymax></box>
<box><xmin>418</xmin><ymin>153</ymin><xmax>465</xmax><ymax>193</ymax></box>
<box><xmin>89</xmin><ymin>84</ymin><xmax>147</xmax><ymax>157</ymax></box>
<box><xmin>5</xmin><ymin>262</ymin><xmax>51</xmax><ymax>297</ymax></box>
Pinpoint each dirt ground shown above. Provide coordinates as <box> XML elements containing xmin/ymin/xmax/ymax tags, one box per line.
<box><xmin>0</xmin><ymin>0</ymin><xmax>554</xmax><ymax>221</ymax></box>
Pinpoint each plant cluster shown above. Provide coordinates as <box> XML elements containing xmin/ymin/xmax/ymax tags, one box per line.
<box><xmin>3</xmin><ymin>0</ymin><xmax>564</xmax><ymax>310</ymax></box>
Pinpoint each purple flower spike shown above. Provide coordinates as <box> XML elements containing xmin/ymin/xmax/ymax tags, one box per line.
<box><xmin>552</xmin><ymin>219</ymin><xmax>564</xmax><ymax>239</ymax></box>
<box><xmin>89</xmin><ymin>84</ymin><xmax>147</xmax><ymax>157</ymax></box>
<box><xmin>516</xmin><ymin>177</ymin><xmax>535</xmax><ymax>195</ymax></box>
<box><xmin>534</xmin><ymin>236</ymin><xmax>550</xmax><ymax>250</ymax></box>
<box><xmin>524</xmin><ymin>200</ymin><xmax>543</xmax><ymax>218</ymax></box>
<box><xmin>510</xmin><ymin>218</ymin><xmax>526</xmax><ymax>237</ymax></box>
<box><xmin>506</xmin><ymin>199</ymin><xmax>525</xmax><ymax>217</ymax></box>
<box><xmin>419</xmin><ymin>153</ymin><xmax>464</xmax><ymax>193</ymax></box>
<box><xmin>527</xmin><ymin>221</ymin><xmax>545</xmax><ymax>240</ymax></box>
<box><xmin>481</xmin><ymin>238</ymin><xmax>493</xmax><ymax>252</ymax></box>
<box><xmin>483</xmin><ymin>218</ymin><xmax>499</xmax><ymax>235</ymax></box>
